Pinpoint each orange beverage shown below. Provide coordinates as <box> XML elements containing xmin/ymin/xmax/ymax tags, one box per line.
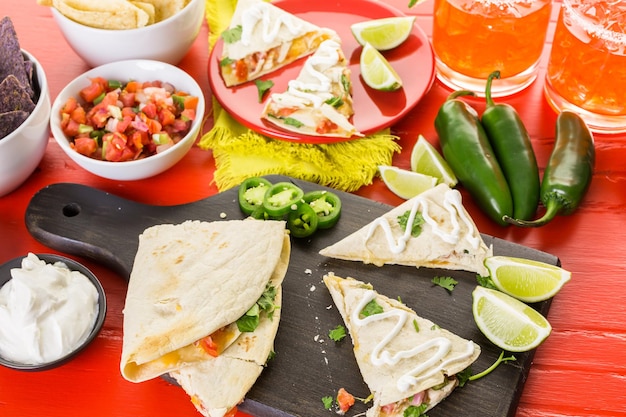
<box><xmin>544</xmin><ymin>0</ymin><xmax>626</xmax><ymax>133</ymax></box>
<box><xmin>432</xmin><ymin>0</ymin><xmax>552</xmax><ymax>96</ymax></box>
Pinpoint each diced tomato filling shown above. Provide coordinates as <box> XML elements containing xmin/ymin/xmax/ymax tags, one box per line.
<box><xmin>316</xmin><ymin>119</ymin><xmax>338</xmax><ymax>135</ymax></box>
<box><xmin>337</xmin><ymin>388</ymin><xmax>355</xmax><ymax>413</ymax></box>
<box><xmin>61</xmin><ymin>78</ymin><xmax>199</xmax><ymax>162</ymax></box>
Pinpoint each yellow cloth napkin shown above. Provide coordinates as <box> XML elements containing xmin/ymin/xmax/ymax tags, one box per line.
<box><xmin>199</xmin><ymin>0</ymin><xmax>401</xmax><ymax>192</ymax></box>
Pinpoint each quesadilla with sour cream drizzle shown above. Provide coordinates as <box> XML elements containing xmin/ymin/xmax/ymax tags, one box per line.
<box><xmin>219</xmin><ymin>0</ymin><xmax>338</xmax><ymax>86</ymax></box>
<box><xmin>319</xmin><ymin>184</ymin><xmax>492</xmax><ymax>276</ymax></box>
<box><xmin>261</xmin><ymin>38</ymin><xmax>361</xmax><ymax>138</ymax></box>
<box><xmin>323</xmin><ymin>273</ymin><xmax>481</xmax><ymax>417</ymax></box>
<box><xmin>120</xmin><ymin>219</ymin><xmax>290</xmax><ymax>384</ymax></box>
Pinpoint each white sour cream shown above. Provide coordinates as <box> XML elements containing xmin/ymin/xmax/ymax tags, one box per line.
<box><xmin>0</xmin><ymin>253</ymin><xmax>99</xmax><ymax>365</ymax></box>
<box><xmin>240</xmin><ymin>2</ymin><xmax>303</xmax><ymax>46</ymax></box>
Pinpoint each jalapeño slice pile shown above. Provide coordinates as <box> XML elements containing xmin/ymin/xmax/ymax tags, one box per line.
<box><xmin>237</xmin><ymin>177</ymin><xmax>342</xmax><ymax>238</ymax></box>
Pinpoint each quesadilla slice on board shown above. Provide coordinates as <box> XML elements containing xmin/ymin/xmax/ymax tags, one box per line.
<box><xmin>120</xmin><ymin>219</ymin><xmax>290</xmax><ymax>383</ymax></box>
<box><xmin>261</xmin><ymin>38</ymin><xmax>361</xmax><ymax>138</ymax></box>
<box><xmin>323</xmin><ymin>273</ymin><xmax>481</xmax><ymax>417</ymax></box>
<box><xmin>319</xmin><ymin>184</ymin><xmax>492</xmax><ymax>276</ymax></box>
<box><xmin>219</xmin><ymin>0</ymin><xmax>339</xmax><ymax>87</ymax></box>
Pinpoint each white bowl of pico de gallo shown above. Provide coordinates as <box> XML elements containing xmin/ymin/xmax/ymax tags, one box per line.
<box><xmin>50</xmin><ymin>59</ymin><xmax>205</xmax><ymax>181</ymax></box>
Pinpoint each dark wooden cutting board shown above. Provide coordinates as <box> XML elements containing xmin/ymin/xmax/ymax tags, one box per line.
<box><xmin>25</xmin><ymin>175</ymin><xmax>557</xmax><ymax>417</ymax></box>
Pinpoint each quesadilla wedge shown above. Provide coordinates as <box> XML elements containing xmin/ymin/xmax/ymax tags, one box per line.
<box><xmin>120</xmin><ymin>219</ymin><xmax>290</xmax><ymax>383</ymax></box>
<box><xmin>319</xmin><ymin>184</ymin><xmax>492</xmax><ymax>276</ymax></box>
<box><xmin>323</xmin><ymin>273</ymin><xmax>480</xmax><ymax>417</ymax></box>
<box><xmin>219</xmin><ymin>0</ymin><xmax>339</xmax><ymax>87</ymax></box>
<box><xmin>261</xmin><ymin>38</ymin><xmax>361</xmax><ymax>138</ymax></box>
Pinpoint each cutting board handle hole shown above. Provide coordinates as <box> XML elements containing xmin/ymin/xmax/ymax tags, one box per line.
<box><xmin>62</xmin><ymin>203</ymin><xmax>81</xmax><ymax>218</ymax></box>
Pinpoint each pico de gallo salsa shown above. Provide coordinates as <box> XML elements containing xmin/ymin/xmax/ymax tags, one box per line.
<box><xmin>59</xmin><ymin>77</ymin><xmax>199</xmax><ymax>162</ymax></box>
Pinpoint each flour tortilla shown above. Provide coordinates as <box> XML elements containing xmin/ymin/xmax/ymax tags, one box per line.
<box><xmin>170</xmin><ymin>289</ymin><xmax>282</xmax><ymax>417</ymax></box>
<box><xmin>220</xmin><ymin>0</ymin><xmax>338</xmax><ymax>86</ymax></box>
<box><xmin>323</xmin><ymin>273</ymin><xmax>481</xmax><ymax>416</ymax></box>
<box><xmin>319</xmin><ymin>184</ymin><xmax>492</xmax><ymax>276</ymax></box>
<box><xmin>120</xmin><ymin>219</ymin><xmax>290</xmax><ymax>383</ymax></box>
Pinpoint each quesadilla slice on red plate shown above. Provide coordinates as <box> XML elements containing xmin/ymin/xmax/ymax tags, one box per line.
<box><xmin>219</xmin><ymin>0</ymin><xmax>338</xmax><ymax>87</ymax></box>
<box><xmin>261</xmin><ymin>38</ymin><xmax>361</xmax><ymax>138</ymax></box>
<box><xmin>319</xmin><ymin>184</ymin><xmax>492</xmax><ymax>276</ymax></box>
<box><xmin>323</xmin><ymin>273</ymin><xmax>481</xmax><ymax>417</ymax></box>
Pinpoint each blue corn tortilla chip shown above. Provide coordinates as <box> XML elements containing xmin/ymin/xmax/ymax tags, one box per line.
<box><xmin>0</xmin><ymin>16</ymin><xmax>33</xmax><ymax>98</ymax></box>
<box><xmin>0</xmin><ymin>75</ymin><xmax>35</xmax><ymax>114</ymax></box>
<box><xmin>0</xmin><ymin>110</ymin><xmax>29</xmax><ymax>140</ymax></box>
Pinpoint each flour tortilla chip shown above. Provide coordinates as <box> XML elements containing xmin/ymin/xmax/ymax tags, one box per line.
<box><xmin>129</xmin><ymin>2</ymin><xmax>156</xmax><ymax>25</ymax></box>
<box><xmin>51</xmin><ymin>0</ymin><xmax>150</xmax><ymax>29</ymax></box>
<box><xmin>140</xmin><ymin>0</ymin><xmax>188</xmax><ymax>22</ymax></box>
<box><xmin>120</xmin><ymin>219</ymin><xmax>291</xmax><ymax>383</ymax></box>
<box><xmin>0</xmin><ymin>111</ymin><xmax>29</xmax><ymax>140</ymax></box>
<box><xmin>0</xmin><ymin>75</ymin><xmax>36</xmax><ymax>114</ymax></box>
<box><xmin>0</xmin><ymin>17</ymin><xmax>33</xmax><ymax>98</ymax></box>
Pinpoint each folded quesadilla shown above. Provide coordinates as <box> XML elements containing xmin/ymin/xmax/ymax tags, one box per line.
<box><xmin>319</xmin><ymin>184</ymin><xmax>492</xmax><ymax>276</ymax></box>
<box><xmin>323</xmin><ymin>273</ymin><xmax>480</xmax><ymax>417</ymax></box>
<box><xmin>219</xmin><ymin>0</ymin><xmax>339</xmax><ymax>86</ymax></box>
<box><xmin>120</xmin><ymin>219</ymin><xmax>290</xmax><ymax>383</ymax></box>
<box><xmin>261</xmin><ymin>38</ymin><xmax>361</xmax><ymax>138</ymax></box>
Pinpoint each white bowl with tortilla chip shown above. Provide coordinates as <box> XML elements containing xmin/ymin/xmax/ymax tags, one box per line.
<box><xmin>0</xmin><ymin>50</ymin><xmax>51</xmax><ymax>197</ymax></box>
<box><xmin>49</xmin><ymin>59</ymin><xmax>205</xmax><ymax>181</ymax></box>
<box><xmin>49</xmin><ymin>0</ymin><xmax>205</xmax><ymax>67</ymax></box>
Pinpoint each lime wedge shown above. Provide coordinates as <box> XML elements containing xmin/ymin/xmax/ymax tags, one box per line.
<box><xmin>485</xmin><ymin>256</ymin><xmax>571</xmax><ymax>303</ymax></box>
<box><xmin>472</xmin><ymin>286</ymin><xmax>552</xmax><ymax>352</ymax></box>
<box><xmin>351</xmin><ymin>16</ymin><xmax>416</xmax><ymax>51</ymax></box>
<box><xmin>410</xmin><ymin>135</ymin><xmax>458</xmax><ymax>187</ymax></box>
<box><xmin>360</xmin><ymin>43</ymin><xmax>402</xmax><ymax>91</ymax></box>
<box><xmin>378</xmin><ymin>165</ymin><xmax>437</xmax><ymax>199</ymax></box>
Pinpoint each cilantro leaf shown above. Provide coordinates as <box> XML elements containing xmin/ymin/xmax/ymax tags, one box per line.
<box><xmin>236</xmin><ymin>284</ymin><xmax>278</xmax><ymax>332</ymax></box>
<box><xmin>325</xmin><ymin>96</ymin><xmax>344</xmax><ymax>108</ymax></box>
<box><xmin>221</xmin><ymin>25</ymin><xmax>242</xmax><ymax>43</ymax></box>
<box><xmin>456</xmin><ymin>367</ymin><xmax>473</xmax><ymax>387</ymax></box>
<box><xmin>321</xmin><ymin>396</ymin><xmax>333</xmax><ymax>410</ymax></box>
<box><xmin>329</xmin><ymin>325</ymin><xmax>347</xmax><ymax>342</ymax></box>
<box><xmin>431</xmin><ymin>276</ymin><xmax>458</xmax><ymax>292</ymax></box>
<box><xmin>254</xmin><ymin>79</ymin><xmax>274</xmax><ymax>102</ymax></box>
<box><xmin>360</xmin><ymin>299</ymin><xmax>383</xmax><ymax>318</ymax></box>
<box><xmin>397</xmin><ymin>210</ymin><xmax>425</xmax><ymax>237</ymax></box>
<box><xmin>477</xmin><ymin>275</ymin><xmax>498</xmax><ymax>290</ymax></box>
<box><xmin>404</xmin><ymin>403</ymin><xmax>429</xmax><ymax>417</ymax></box>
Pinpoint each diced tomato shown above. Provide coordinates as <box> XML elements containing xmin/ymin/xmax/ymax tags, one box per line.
<box><xmin>70</xmin><ymin>106</ymin><xmax>87</xmax><ymax>125</ymax></box>
<box><xmin>275</xmin><ymin>107</ymin><xmax>296</xmax><ymax>118</ymax></box>
<box><xmin>235</xmin><ymin>59</ymin><xmax>248</xmax><ymax>82</ymax></box>
<box><xmin>196</xmin><ymin>336</ymin><xmax>219</xmax><ymax>357</ymax></box>
<box><xmin>124</xmin><ymin>80</ymin><xmax>141</xmax><ymax>93</ymax></box>
<box><xmin>102</xmin><ymin>132</ymin><xmax>128</xmax><ymax>162</ymax></box>
<box><xmin>62</xmin><ymin>118</ymin><xmax>82</xmax><ymax>137</ymax></box>
<box><xmin>142</xmin><ymin>102</ymin><xmax>158</xmax><ymax>119</ymax></box>
<box><xmin>116</xmin><ymin>116</ymin><xmax>133</xmax><ymax>133</ymax></box>
<box><xmin>119</xmin><ymin>91</ymin><xmax>136</xmax><ymax>108</ymax></box>
<box><xmin>180</xmin><ymin>108</ymin><xmax>196</xmax><ymax>122</ymax></box>
<box><xmin>79</xmin><ymin>77</ymin><xmax>107</xmax><ymax>103</ymax></box>
<box><xmin>316</xmin><ymin>119</ymin><xmax>338</xmax><ymax>135</ymax></box>
<box><xmin>61</xmin><ymin>96</ymin><xmax>78</xmax><ymax>114</ymax></box>
<box><xmin>89</xmin><ymin>107</ymin><xmax>110</xmax><ymax>129</ymax></box>
<box><xmin>72</xmin><ymin>137</ymin><xmax>98</xmax><ymax>157</ymax></box>
<box><xmin>223</xmin><ymin>407</ymin><xmax>238</xmax><ymax>417</ymax></box>
<box><xmin>182</xmin><ymin>95</ymin><xmax>198</xmax><ymax>110</ymax></box>
<box><xmin>158</xmin><ymin>108</ymin><xmax>176</xmax><ymax>126</ymax></box>
<box><xmin>337</xmin><ymin>388</ymin><xmax>355</xmax><ymax>413</ymax></box>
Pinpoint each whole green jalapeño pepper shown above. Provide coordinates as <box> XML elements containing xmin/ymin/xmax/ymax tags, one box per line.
<box><xmin>262</xmin><ymin>182</ymin><xmax>305</xmax><ymax>217</ymax></box>
<box><xmin>504</xmin><ymin>111</ymin><xmax>595</xmax><ymax>227</ymax></box>
<box><xmin>302</xmin><ymin>190</ymin><xmax>342</xmax><ymax>229</ymax></box>
<box><xmin>481</xmin><ymin>71</ymin><xmax>540</xmax><ymax>221</ymax></box>
<box><xmin>238</xmin><ymin>177</ymin><xmax>272</xmax><ymax>215</ymax></box>
<box><xmin>435</xmin><ymin>90</ymin><xmax>513</xmax><ymax>226</ymax></box>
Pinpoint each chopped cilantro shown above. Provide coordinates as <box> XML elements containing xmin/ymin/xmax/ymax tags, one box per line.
<box><xmin>236</xmin><ymin>284</ymin><xmax>278</xmax><ymax>332</ymax></box>
<box><xmin>329</xmin><ymin>325</ymin><xmax>347</xmax><ymax>342</ymax></box>
<box><xmin>412</xmin><ymin>319</ymin><xmax>419</xmax><ymax>332</ymax></box>
<box><xmin>321</xmin><ymin>395</ymin><xmax>333</xmax><ymax>410</ymax></box>
<box><xmin>404</xmin><ymin>403</ymin><xmax>429</xmax><ymax>417</ymax></box>
<box><xmin>219</xmin><ymin>57</ymin><xmax>234</xmax><ymax>67</ymax></box>
<box><xmin>269</xmin><ymin>114</ymin><xmax>304</xmax><ymax>128</ymax></box>
<box><xmin>360</xmin><ymin>299</ymin><xmax>384</xmax><ymax>318</ymax></box>
<box><xmin>430</xmin><ymin>324</ymin><xmax>440</xmax><ymax>331</ymax></box>
<box><xmin>431</xmin><ymin>276</ymin><xmax>458</xmax><ymax>292</ymax></box>
<box><xmin>477</xmin><ymin>275</ymin><xmax>498</xmax><ymax>290</ymax></box>
<box><xmin>397</xmin><ymin>210</ymin><xmax>425</xmax><ymax>237</ymax></box>
<box><xmin>408</xmin><ymin>0</ymin><xmax>418</xmax><ymax>7</ymax></box>
<box><xmin>456</xmin><ymin>367</ymin><xmax>473</xmax><ymax>388</ymax></box>
<box><xmin>341</xmin><ymin>73</ymin><xmax>351</xmax><ymax>94</ymax></box>
<box><xmin>325</xmin><ymin>96</ymin><xmax>344</xmax><ymax>108</ymax></box>
<box><xmin>221</xmin><ymin>25</ymin><xmax>242</xmax><ymax>43</ymax></box>
<box><xmin>254</xmin><ymin>79</ymin><xmax>274</xmax><ymax>102</ymax></box>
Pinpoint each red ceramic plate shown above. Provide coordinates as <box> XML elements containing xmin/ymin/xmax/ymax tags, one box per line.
<box><xmin>207</xmin><ymin>0</ymin><xmax>436</xmax><ymax>144</ymax></box>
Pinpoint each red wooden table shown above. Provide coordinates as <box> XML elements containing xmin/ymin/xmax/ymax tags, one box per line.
<box><xmin>2</xmin><ymin>1</ymin><xmax>626</xmax><ymax>417</ymax></box>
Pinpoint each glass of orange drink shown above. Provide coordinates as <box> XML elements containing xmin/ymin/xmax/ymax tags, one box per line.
<box><xmin>545</xmin><ymin>0</ymin><xmax>626</xmax><ymax>134</ymax></box>
<box><xmin>432</xmin><ymin>0</ymin><xmax>552</xmax><ymax>97</ymax></box>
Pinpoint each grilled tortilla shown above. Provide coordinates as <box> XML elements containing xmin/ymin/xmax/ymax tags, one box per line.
<box><xmin>323</xmin><ymin>273</ymin><xmax>480</xmax><ymax>417</ymax></box>
<box><xmin>219</xmin><ymin>0</ymin><xmax>338</xmax><ymax>86</ymax></box>
<box><xmin>120</xmin><ymin>219</ymin><xmax>290</xmax><ymax>383</ymax></box>
<box><xmin>319</xmin><ymin>184</ymin><xmax>492</xmax><ymax>276</ymax></box>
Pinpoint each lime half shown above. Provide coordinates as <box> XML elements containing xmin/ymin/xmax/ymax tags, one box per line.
<box><xmin>360</xmin><ymin>43</ymin><xmax>402</xmax><ymax>91</ymax></box>
<box><xmin>351</xmin><ymin>16</ymin><xmax>416</xmax><ymax>51</ymax></box>
<box><xmin>410</xmin><ymin>135</ymin><xmax>458</xmax><ymax>187</ymax></box>
<box><xmin>472</xmin><ymin>286</ymin><xmax>551</xmax><ymax>352</ymax></box>
<box><xmin>485</xmin><ymin>256</ymin><xmax>572</xmax><ymax>303</ymax></box>
<box><xmin>378</xmin><ymin>165</ymin><xmax>437</xmax><ymax>199</ymax></box>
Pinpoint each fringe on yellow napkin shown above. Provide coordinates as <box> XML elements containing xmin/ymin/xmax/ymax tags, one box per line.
<box><xmin>199</xmin><ymin>0</ymin><xmax>401</xmax><ymax>192</ymax></box>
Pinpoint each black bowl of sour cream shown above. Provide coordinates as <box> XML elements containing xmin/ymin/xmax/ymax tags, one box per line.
<box><xmin>0</xmin><ymin>253</ymin><xmax>106</xmax><ymax>371</ymax></box>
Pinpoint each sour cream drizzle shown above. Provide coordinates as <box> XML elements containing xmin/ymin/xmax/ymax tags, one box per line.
<box><xmin>352</xmin><ymin>290</ymin><xmax>476</xmax><ymax>393</ymax></box>
<box><xmin>366</xmin><ymin>188</ymin><xmax>480</xmax><ymax>254</ymax></box>
<box><xmin>240</xmin><ymin>2</ymin><xmax>303</xmax><ymax>46</ymax></box>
